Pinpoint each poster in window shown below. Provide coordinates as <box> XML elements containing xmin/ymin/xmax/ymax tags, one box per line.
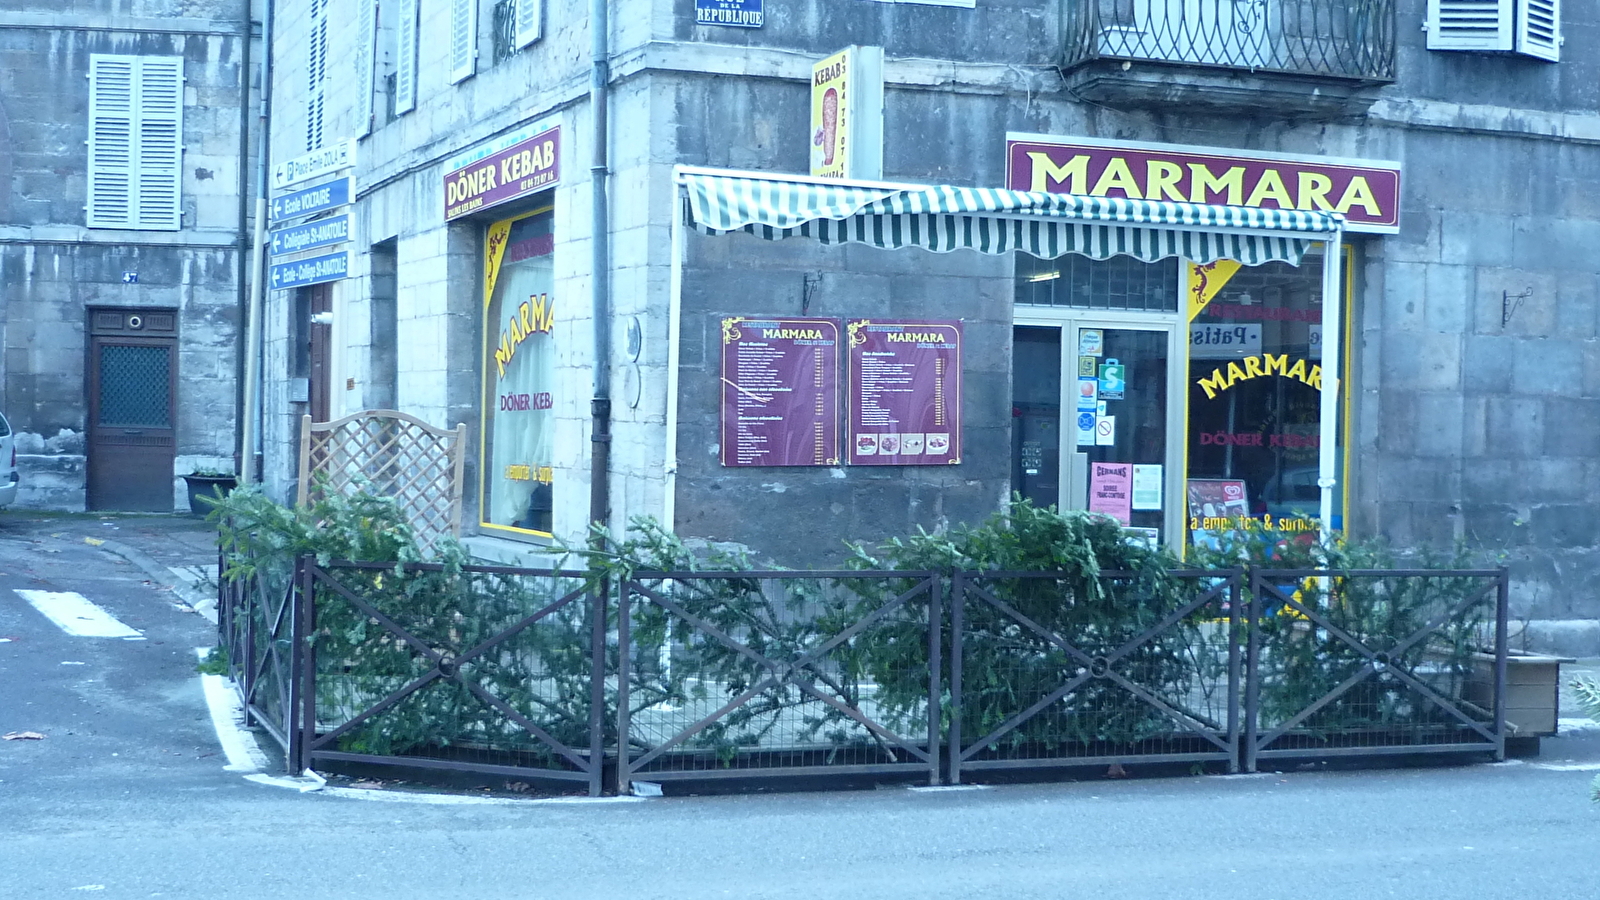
<box><xmin>846</xmin><ymin>319</ymin><xmax>962</xmax><ymax>465</ymax></box>
<box><xmin>481</xmin><ymin>210</ymin><xmax>556</xmax><ymax>536</ymax></box>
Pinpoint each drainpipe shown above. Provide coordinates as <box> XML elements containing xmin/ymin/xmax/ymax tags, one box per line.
<box><xmin>587</xmin><ymin>0</ymin><xmax>611</xmax><ymax>543</ymax></box>
<box><xmin>239</xmin><ymin>0</ymin><xmax>273</xmax><ymax>484</ymax></box>
<box><xmin>233</xmin><ymin>0</ymin><xmax>253</xmax><ymax>476</ymax></box>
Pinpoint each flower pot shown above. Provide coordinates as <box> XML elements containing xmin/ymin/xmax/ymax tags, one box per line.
<box><xmin>183</xmin><ymin>474</ymin><xmax>237</xmax><ymax>515</ymax></box>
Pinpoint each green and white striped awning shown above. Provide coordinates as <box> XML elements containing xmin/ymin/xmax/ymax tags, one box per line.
<box><xmin>683</xmin><ymin>170</ymin><xmax>1343</xmax><ymax>266</ymax></box>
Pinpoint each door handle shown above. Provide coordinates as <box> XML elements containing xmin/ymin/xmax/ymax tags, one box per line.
<box><xmin>123</xmin><ymin>429</ymin><xmax>145</xmax><ymax>435</ymax></box>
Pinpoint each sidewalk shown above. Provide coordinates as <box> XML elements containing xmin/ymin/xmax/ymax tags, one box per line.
<box><xmin>54</xmin><ymin>511</ymin><xmax>221</xmax><ymax>622</ymax></box>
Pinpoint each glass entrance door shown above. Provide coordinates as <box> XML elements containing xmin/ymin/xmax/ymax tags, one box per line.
<box><xmin>1012</xmin><ymin>318</ymin><xmax>1184</xmax><ymax>547</ymax></box>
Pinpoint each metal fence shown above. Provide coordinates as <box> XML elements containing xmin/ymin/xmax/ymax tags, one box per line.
<box><xmin>1246</xmin><ymin>568</ymin><xmax>1509</xmax><ymax>770</ymax></box>
<box><xmin>1065</xmin><ymin>0</ymin><xmax>1396</xmax><ymax>82</ymax></box>
<box><xmin>300</xmin><ymin>560</ymin><xmax>606</xmax><ymax>795</ymax></box>
<box><xmin>617</xmin><ymin>570</ymin><xmax>942</xmax><ymax>788</ymax></box>
<box><xmin>950</xmin><ymin>569</ymin><xmax>1242</xmax><ymax>783</ymax></box>
<box><xmin>218</xmin><ymin>559</ymin><xmax>1508</xmax><ymax>792</ymax></box>
<box><xmin>218</xmin><ymin>546</ymin><xmax>304</xmax><ymax>763</ymax></box>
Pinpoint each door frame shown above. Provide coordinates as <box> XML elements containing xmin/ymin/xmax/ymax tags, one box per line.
<box><xmin>1013</xmin><ymin>307</ymin><xmax>1187</xmax><ymax>549</ymax></box>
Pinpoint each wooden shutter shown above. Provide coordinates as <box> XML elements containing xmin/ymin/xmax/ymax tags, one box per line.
<box><xmin>515</xmin><ymin>0</ymin><xmax>541</xmax><ymax>49</ymax></box>
<box><xmin>133</xmin><ymin>58</ymin><xmax>183</xmax><ymax>230</ymax></box>
<box><xmin>395</xmin><ymin>0</ymin><xmax>418</xmax><ymax>114</ymax></box>
<box><xmin>1515</xmin><ymin>0</ymin><xmax>1560</xmax><ymax>61</ymax></box>
<box><xmin>87</xmin><ymin>55</ymin><xmax>183</xmax><ymax>231</ymax></box>
<box><xmin>355</xmin><ymin>0</ymin><xmax>377</xmax><ymax>135</ymax></box>
<box><xmin>1427</xmin><ymin>0</ymin><xmax>1513</xmax><ymax>51</ymax></box>
<box><xmin>449</xmin><ymin>0</ymin><xmax>478</xmax><ymax>84</ymax></box>
<box><xmin>307</xmin><ymin>0</ymin><xmax>328</xmax><ymax>150</ymax></box>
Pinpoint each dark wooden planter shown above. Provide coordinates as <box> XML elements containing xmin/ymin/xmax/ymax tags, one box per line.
<box><xmin>182</xmin><ymin>474</ymin><xmax>237</xmax><ymax>515</ymax></box>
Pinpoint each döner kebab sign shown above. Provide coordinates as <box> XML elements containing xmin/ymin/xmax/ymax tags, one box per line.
<box><xmin>444</xmin><ymin>124</ymin><xmax>561</xmax><ymax>221</ymax></box>
<box><xmin>1006</xmin><ymin>133</ymin><xmax>1402</xmax><ymax>234</ymax></box>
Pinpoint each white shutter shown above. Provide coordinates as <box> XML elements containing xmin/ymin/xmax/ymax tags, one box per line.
<box><xmin>514</xmin><ymin>0</ymin><xmax>541</xmax><ymax>49</ymax></box>
<box><xmin>133</xmin><ymin>58</ymin><xmax>183</xmax><ymax>230</ymax></box>
<box><xmin>87</xmin><ymin>54</ymin><xmax>183</xmax><ymax>231</ymax></box>
<box><xmin>87</xmin><ymin>56</ymin><xmax>136</xmax><ymax>229</ymax></box>
<box><xmin>1515</xmin><ymin>0</ymin><xmax>1560</xmax><ymax>61</ymax></box>
<box><xmin>1427</xmin><ymin>0</ymin><xmax>1513</xmax><ymax>51</ymax></box>
<box><xmin>449</xmin><ymin>0</ymin><xmax>477</xmax><ymax>84</ymax></box>
<box><xmin>355</xmin><ymin>0</ymin><xmax>377</xmax><ymax>136</ymax></box>
<box><xmin>395</xmin><ymin>0</ymin><xmax>418</xmax><ymax>114</ymax></box>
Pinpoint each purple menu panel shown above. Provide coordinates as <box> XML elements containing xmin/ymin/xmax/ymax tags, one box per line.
<box><xmin>847</xmin><ymin>319</ymin><xmax>963</xmax><ymax>466</ymax></box>
<box><xmin>719</xmin><ymin>317</ymin><xmax>841</xmax><ymax>467</ymax></box>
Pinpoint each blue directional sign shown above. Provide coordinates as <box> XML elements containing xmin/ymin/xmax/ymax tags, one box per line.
<box><xmin>269</xmin><ymin>175</ymin><xmax>352</xmax><ymax>224</ymax></box>
<box><xmin>269</xmin><ymin>213</ymin><xmax>351</xmax><ymax>258</ymax></box>
<box><xmin>269</xmin><ymin>250</ymin><xmax>349</xmax><ymax>290</ymax></box>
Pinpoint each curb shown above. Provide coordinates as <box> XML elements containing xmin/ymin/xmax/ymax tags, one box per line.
<box><xmin>95</xmin><ymin>538</ymin><xmax>218</xmax><ymax>624</ymax></box>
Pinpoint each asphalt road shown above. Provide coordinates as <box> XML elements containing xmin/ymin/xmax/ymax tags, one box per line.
<box><xmin>2</xmin><ymin>512</ymin><xmax>1598</xmax><ymax>900</ymax></box>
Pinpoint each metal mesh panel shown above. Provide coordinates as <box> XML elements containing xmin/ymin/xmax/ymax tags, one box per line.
<box><xmin>620</xmin><ymin>571</ymin><xmax>941</xmax><ymax>784</ymax></box>
<box><xmin>304</xmin><ymin>561</ymin><xmax>604</xmax><ymax>793</ymax></box>
<box><xmin>98</xmin><ymin>344</ymin><xmax>171</xmax><ymax>426</ymax></box>
<box><xmin>951</xmin><ymin>570</ymin><xmax>1241</xmax><ymax>780</ymax></box>
<box><xmin>1246</xmin><ymin>568</ymin><xmax>1506</xmax><ymax>766</ymax></box>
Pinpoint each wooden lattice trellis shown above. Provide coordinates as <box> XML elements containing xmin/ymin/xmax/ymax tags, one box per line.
<box><xmin>297</xmin><ymin>410</ymin><xmax>467</xmax><ymax>553</ymax></box>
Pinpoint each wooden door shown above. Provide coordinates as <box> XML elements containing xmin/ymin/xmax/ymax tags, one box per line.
<box><xmin>308</xmin><ymin>283</ymin><xmax>332</xmax><ymax>422</ymax></box>
<box><xmin>87</xmin><ymin>308</ymin><xmax>178</xmax><ymax>511</ymax></box>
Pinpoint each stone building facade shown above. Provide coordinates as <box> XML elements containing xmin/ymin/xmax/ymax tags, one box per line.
<box><xmin>0</xmin><ymin>2</ymin><xmax>256</xmax><ymax>510</ymax></box>
<box><xmin>261</xmin><ymin>0</ymin><xmax>1600</xmax><ymax>652</ymax></box>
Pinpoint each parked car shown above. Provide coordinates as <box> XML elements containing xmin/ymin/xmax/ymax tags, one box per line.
<box><xmin>0</xmin><ymin>411</ymin><xmax>17</xmax><ymax>508</ymax></box>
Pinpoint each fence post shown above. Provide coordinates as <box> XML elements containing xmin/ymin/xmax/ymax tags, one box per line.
<box><xmin>1493</xmin><ymin>566</ymin><xmax>1510</xmax><ymax>762</ymax></box>
<box><xmin>926</xmin><ymin>572</ymin><xmax>942</xmax><ymax>787</ymax></box>
<box><xmin>588</xmin><ymin>575</ymin><xmax>608</xmax><ymax>798</ymax></box>
<box><xmin>285</xmin><ymin>556</ymin><xmax>304</xmax><ymax>773</ymax></box>
<box><xmin>615</xmin><ymin>577</ymin><xmax>633</xmax><ymax>795</ymax></box>
<box><xmin>241</xmin><ymin>573</ymin><xmax>257</xmax><ymax>728</ymax></box>
<box><xmin>948</xmin><ymin>571</ymin><xmax>965</xmax><ymax>786</ymax></box>
<box><xmin>1243</xmin><ymin>568</ymin><xmax>1262</xmax><ymax>774</ymax></box>
<box><xmin>1227</xmin><ymin>569</ymin><xmax>1242</xmax><ymax>775</ymax></box>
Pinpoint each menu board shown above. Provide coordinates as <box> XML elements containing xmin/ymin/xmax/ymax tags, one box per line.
<box><xmin>719</xmin><ymin>317</ymin><xmax>840</xmax><ymax>467</ymax></box>
<box><xmin>846</xmin><ymin>319</ymin><xmax>962</xmax><ymax>465</ymax></box>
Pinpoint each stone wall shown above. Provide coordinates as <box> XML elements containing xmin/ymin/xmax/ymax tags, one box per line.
<box><xmin>0</xmin><ymin>2</ymin><xmax>253</xmax><ymax>510</ymax></box>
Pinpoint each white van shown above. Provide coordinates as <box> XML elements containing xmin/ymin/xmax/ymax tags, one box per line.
<box><xmin>0</xmin><ymin>411</ymin><xmax>16</xmax><ymax>508</ymax></box>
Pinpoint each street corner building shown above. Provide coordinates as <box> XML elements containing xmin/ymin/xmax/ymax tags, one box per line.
<box><xmin>258</xmin><ymin>0</ymin><xmax>1600</xmax><ymax>654</ymax></box>
<box><xmin>0</xmin><ymin>0</ymin><xmax>256</xmax><ymax>511</ymax></box>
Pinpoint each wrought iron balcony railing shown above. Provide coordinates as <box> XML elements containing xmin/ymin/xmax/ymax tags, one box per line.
<box><xmin>1065</xmin><ymin>0</ymin><xmax>1396</xmax><ymax>82</ymax></box>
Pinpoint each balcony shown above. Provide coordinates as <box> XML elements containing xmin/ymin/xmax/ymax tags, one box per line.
<box><xmin>1062</xmin><ymin>0</ymin><xmax>1395</xmax><ymax>118</ymax></box>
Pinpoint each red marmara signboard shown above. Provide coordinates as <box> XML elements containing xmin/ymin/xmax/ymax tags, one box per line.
<box><xmin>1006</xmin><ymin>134</ymin><xmax>1401</xmax><ymax>234</ymax></box>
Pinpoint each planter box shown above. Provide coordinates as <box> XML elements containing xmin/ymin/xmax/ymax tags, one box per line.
<box><xmin>182</xmin><ymin>474</ymin><xmax>237</xmax><ymax>515</ymax></box>
<box><xmin>1465</xmin><ymin>652</ymin><xmax>1575</xmax><ymax>737</ymax></box>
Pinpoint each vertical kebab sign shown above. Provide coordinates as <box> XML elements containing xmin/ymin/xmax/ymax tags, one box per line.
<box><xmin>810</xmin><ymin>46</ymin><xmax>884</xmax><ymax>180</ymax></box>
<box><xmin>847</xmin><ymin>319</ymin><xmax>962</xmax><ymax>465</ymax></box>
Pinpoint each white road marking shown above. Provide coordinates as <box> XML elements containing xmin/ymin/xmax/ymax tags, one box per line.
<box><xmin>193</xmin><ymin>649</ymin><xmax>648</xmax><ymax>805</ymax></box>
<box><xmin>1531</xmin><ymin>761</ymin><xmax>1600</xmax><ymax>772</ymax></box>
<box><xmin>14</xmin><ymin>590</ymin><xmax>143</xmax><ymax>639</ymax></box>
<box><xmin>194</xmin><ymin>649</ymin><xmax>272</xmax><ymax>773</ymax></box>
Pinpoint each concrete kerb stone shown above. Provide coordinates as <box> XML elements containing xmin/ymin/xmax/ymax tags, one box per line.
<box><xmin>96</xmin><ymin>538</ymin><xmax>218</xmax><ymax>624</ymax></box>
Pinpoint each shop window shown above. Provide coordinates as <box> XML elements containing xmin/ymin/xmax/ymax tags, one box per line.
<box><xmin>1184</xmin><ymin>246</ymin><xmax>1350</xmax><ymax>543</ymax></box>
<box><xmin>480</xmin><ymin>207</ymin><xmax>556</xmax><ymax>538</ymax></box>
<box><xmin>1016</xmin><ymin>253</ymin><xmax>1180</xmax><ymax>312</ymax></box>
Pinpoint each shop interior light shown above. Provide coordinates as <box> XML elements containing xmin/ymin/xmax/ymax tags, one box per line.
<box><xmin>1027</xmin><ymin>271</ymin><xmax>1061</xmax><ymax>283</ymax></box>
